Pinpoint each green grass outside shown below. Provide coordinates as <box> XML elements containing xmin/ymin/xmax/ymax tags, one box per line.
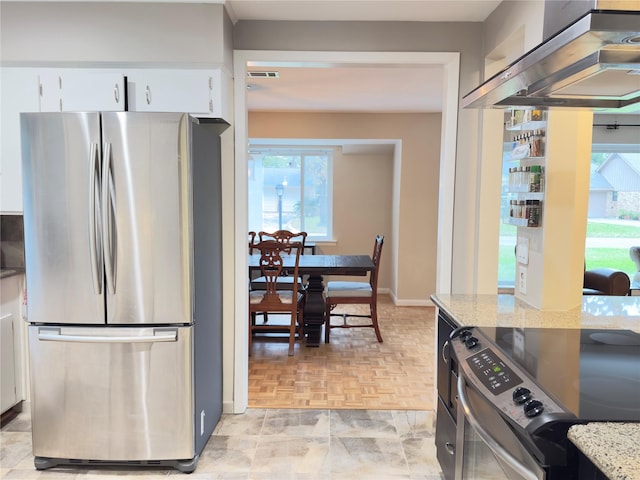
<box><xmin>498</xmin><ymin>220</ymin><xmax>639</xmax><ymax>284</ymax></box>
<box><xmin>585</xmin><ymin>248</ymin><xmax>634</xmax><ymax>275</ymax></box>
<box><xmin>586</xmin><ymin>222</ymin><xmax>640</xmax><ymax>238</ymax></box>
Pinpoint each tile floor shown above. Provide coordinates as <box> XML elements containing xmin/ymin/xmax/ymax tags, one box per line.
<box><xmin>1</xmin><ymin>299</ymin><xmax>443</xmax><ymax>479</ymax></box>
<box><xmin>1</xmin><ymin>406</ymin><xmax>443</xmax><ymax>479</ymax></box>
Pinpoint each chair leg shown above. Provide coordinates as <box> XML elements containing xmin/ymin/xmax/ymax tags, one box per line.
<box><xmin>324</xmin><ymin>301</ymin><xmax>331</xmax><ymax>343</ymax></box>
<box><xmin>371</xmin><ymin>301</ymin><xmax>383</xmax><ymax>342</ymax></box>
<box><xmin>288</xmin><ymin>311</ymin><xmax>297</xmax><ymax>356</ymax></box>
<box><xmin>297</xmin><ymin>305</ymin><xmax>305</xmax><ymax>342</ymax></box>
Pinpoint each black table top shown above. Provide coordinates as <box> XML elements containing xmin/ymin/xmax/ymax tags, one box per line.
<box><xmin>248</xmin><ymin>254</ymin><xmax>374</xmax><ymax>276</ymax></box>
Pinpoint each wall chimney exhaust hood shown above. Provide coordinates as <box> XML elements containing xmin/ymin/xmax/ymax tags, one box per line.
<box><xmin>462</xmin><ymin>9</ymin><xmax>640</xmax><ymax>110</ymax></box>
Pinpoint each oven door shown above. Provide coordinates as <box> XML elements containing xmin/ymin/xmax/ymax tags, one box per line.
<box><xmin>455</xmin><ymin>374</ymin><xmax>546</xmax><ymax>480</ymax></box>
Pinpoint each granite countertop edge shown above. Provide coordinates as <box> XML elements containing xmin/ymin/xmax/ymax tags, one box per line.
<box><xmin>568</xmin><ymin>423</ymin><xmax>640</xmax><ymax>480</ymax></box>
<box><xmin>430</xmin><ymin>293</ymin><xmax>640</xmax><ymax>331</ymax></box>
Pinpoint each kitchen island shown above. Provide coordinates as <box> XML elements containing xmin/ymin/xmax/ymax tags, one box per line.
<box><xmin>430</xmin><ymin>293</ymin><xmax>640</xmax><ymax>480</ymax></box>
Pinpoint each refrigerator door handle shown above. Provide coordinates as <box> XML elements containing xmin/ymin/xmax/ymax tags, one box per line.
<box><xmin>37</xmin><ymin>327</ymin><xmax>178</xmax><ymax>343</ymax></box>
<box><xmin>89</xmin><ymin>142</ymin><xmax>103</xmax><ymax>295</ymax></box>
<box><xmin>102</xmin><ymin>141</ymin><xmax>116</xmax><ymax>295</ymax></box>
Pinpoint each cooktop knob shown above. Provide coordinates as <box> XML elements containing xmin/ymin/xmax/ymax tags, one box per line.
<box><xmin>465</xmin><ymin>337</ymin><xmax>479</xmax><ymax>349</ymax></box>
<box><xmin>512</xmin><ymin>387</ymin><xmax>532</xmax><ymax>405</ymax></box>
<box><xmin>523</xmin><ymin>399</ymin><xmax>544</xmax><ymax>418</ymax></box>
<box><xmin>459</xmin><ymin>329</ymin><xmax>473</xmax><ymax>342</ymax></box>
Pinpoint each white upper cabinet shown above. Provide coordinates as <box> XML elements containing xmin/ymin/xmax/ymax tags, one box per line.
<box><xmin>39</xmin><ymin>69</ymin><xmax>126</xmax><ymax>112</ymax></box>
<box><xmin>1</xmin><ymin>68</ymin><xmax>40</xmax><ymax>213</ymax></box>
<box><xmin>127</xmin><ymin>69</ymin><xmax>231</xmax><ymax>121</ymax></box>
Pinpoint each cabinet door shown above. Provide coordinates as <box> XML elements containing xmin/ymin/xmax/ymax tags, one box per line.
<box><xmin>60</xmin><ymin>70</ymin><xmax>125</xmax><ymax>111</ymax></box>
<box><xmin>437</xmin><ymin>311</ymin><xmax>457</xmax><ymax>410</ymax></box>
<box><xmin>0</xmin><ymin>314</ymin><xmax>17</xmax><ymax>413</ymax></box>
<box><xmin>128</xmin><ymin>69</ymin><xmax>216</xmax><ymax>115</ymax></box>
<box><xmin>38</xmin><ymin>69</ymin><xmax>62</xmax><ymax>112</ymax></box>
<box><xmin>1</xmin><ymin>68</ymin><xmax>41</xmax><ymax>213</ymax></box>
<box><xmin>39</xmin><ymin>69</ymin><xmax>126</xmax><ymax>112</ymax></box>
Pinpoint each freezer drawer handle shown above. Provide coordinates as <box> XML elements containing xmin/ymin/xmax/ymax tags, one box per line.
<box><xmin>37</xmin><ymin>328</ymin><xmax>178</xmax><ymax>343</ymax></box>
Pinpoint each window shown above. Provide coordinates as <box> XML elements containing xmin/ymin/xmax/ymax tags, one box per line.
<box><xmin>586</xmin><ymin>146</ymin><xmax>640</xmax><ymax>281</ymax></box>
<box><xmin>498</xmin><ymin>146</ymin><xmax>517</xmax><ymax>289</ymax></box>
<box><xmin>248</xmin><ymin>146</ymin><xmax>333</xmax><ymax>240</ymax></box>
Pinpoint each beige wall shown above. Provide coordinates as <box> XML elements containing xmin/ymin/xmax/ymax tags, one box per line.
<box><xmin>250</xmin><ymin>111</ymin><xmax>442</xmax><ymax>302</ymax></box>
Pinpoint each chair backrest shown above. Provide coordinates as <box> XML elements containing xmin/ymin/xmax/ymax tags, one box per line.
<box><xmin>253</xmin><ymin>239</ymin><xmax>302</xmax><ymax>304</ymax></box>
<box><xmin>248</xmin><ymin>231</ymin><xmax>257</xmax><ymax>254</ymax></box>
<box><xmin>370</xmin><ymin>235</ymin><xmax>384</xmax><ymax>290</ymax></box>
<box><xmin>259</xmin><ymin>230</ymin><xmax>308</xmax><ymax>254</ymax></box>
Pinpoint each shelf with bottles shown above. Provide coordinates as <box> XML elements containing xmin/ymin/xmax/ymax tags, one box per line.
<box><xmin>505</xmin><ymin>109</ymin><xmax>546</xmax><ymax>131</ymax></box>
<box><xmin>507</xmin><ymin>165</ymin><xmax>544</xmax><ymax>194</ymax></box>
<box><xmin>506</xmin><ymin>109</ymin><xmax>547</xmax><ymax>160</ymax></box>
<box><xmin>505</xmin><ymin>199</ymin><xmax>543</xmax><ymax>228</ymax></box>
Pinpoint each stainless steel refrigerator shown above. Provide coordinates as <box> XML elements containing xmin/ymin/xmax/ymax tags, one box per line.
<box><xmin>20</xmin><ymin>112</ymin><xmax>228</xmax><ymax>473</ymax></box>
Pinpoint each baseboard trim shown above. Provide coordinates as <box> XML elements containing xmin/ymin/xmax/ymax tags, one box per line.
<box><xmin>385</xmin><ymin>289</ymin><xmax>434</xmax><ymax>307</ymax></box>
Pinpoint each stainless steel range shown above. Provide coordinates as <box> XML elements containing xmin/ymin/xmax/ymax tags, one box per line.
<box><xmin>436</xmin><ymin>315</ymin><xmax>640</xmax><ymax>480</ymax></box>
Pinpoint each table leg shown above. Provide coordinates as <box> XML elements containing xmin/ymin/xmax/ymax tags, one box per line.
<box><xmin>303</xmin><ymin>274</ymin><xmax>325</xmax><ymax>347</ymax></box>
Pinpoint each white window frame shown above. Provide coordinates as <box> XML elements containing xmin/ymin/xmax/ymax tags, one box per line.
<box><xmin>248</xmin><ymin>143</ymin><xmax>334</xmax><ymax>241</ymax></box>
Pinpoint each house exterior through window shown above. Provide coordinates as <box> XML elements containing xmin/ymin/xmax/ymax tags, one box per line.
<box><xmin>248</xmin><ymin>146</ymin><xmax>333</xmax><ymax>240</ymax></box>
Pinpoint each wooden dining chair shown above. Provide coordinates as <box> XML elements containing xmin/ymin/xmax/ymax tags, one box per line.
<box><xmin>249</xmin><ymin>240</ymin><xmax>305</xmax><ymax>356</ymax></box>
<box><xmin>250</xmin><ymin>230</ymin><xmax>308</xmax><ymax>291</ymax></box>
<box><xmin>324</xmin><ymin>235</ymin><xmax>384</xmax><ymax>343</ymax></box>
<box><xmin>248</xmin><ymin>231</ymin><xmax>257</xmax><ymax>253</ymax></box>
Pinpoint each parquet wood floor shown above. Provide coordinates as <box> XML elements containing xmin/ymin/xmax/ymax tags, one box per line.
<box><xmin>248</xmin><ymin>296</ymin><xmax>436</xmax><ymax>410</ymax></box>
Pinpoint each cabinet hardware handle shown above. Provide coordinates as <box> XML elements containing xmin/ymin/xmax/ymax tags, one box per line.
<box><xmin>445</xmin><ymin>442</ymin><xmax>455</xmax><ymax>455</ymax></box>
<box><xmin>145</xmin><ymin>85</ymin><xmax>152</xmax><ymax>105</ymax></box>
<box><xmin>442</xmin><ymin>340</ymin><xmax>449</xmax><ymax>363</ymax></box>
<box><xmin>114</xmin><ymin>84</ymin><xmax>120</xmax><ymax>104</ymax></box>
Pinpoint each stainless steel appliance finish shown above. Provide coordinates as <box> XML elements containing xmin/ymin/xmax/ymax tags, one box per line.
<box><xmin>21</xmin><ymin>112</ymin><xmax>227</xmax><ymax>473</ymax></box>
<box><xmin>22</xmin><ymin>113</ymin><xmax>192</xmax><ymax>327</ymax></box>
<box><xmin>455</xmin><ymin>374</ymin><xmax>544</xmax><ymax>480</ymax></box>
<box><xmin>28</xmin><ymin>325</ymin><xmax>193</xmax><ymax>461</ymax></box>
<box><xmin>450</xmin><ymin>330</ymin><xmax>562</xmax><ymax>479</ymax></box>
<box><xmin>462</xmin><ymin>2</ymin><xmax>640</xmax><ymax>109</ymax></box>
<box><xmin>445</xmin><ymin>324</ymin><xmax>640</xmax><ymax>479</ymax></box>
<box><xmin>446</xmin><ymin>327</ymin><xmax>575</xmax><ymax>480</ymax></box>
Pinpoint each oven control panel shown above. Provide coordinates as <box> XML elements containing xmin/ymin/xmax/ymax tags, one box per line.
<box><xmin>450</xmin><ymin>327</ymin><xmax>568</xmax><ymax>429</ymax></box>
<box><xmin>464</xmin><ymin>348</ymin><xmax>522</xmax><ymax>396</ymax></box>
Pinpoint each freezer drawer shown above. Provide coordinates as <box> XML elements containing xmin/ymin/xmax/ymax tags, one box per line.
<box><xmin>29</xmin><ymin>325</ymin><xmax>194</xmax><ymax>461</ymax></box>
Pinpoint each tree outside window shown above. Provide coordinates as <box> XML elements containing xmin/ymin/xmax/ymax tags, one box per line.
<box><xmin>248</xmin><ymin>147</ymin><xmax>333</xmax><ymax>240</ymax></box>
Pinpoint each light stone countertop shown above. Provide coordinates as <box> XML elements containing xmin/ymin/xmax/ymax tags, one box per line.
<box><xmin>430</xmin><ymin>294</ymin><xmax>640</xmax><ymax>332</ymax></box>
<box><xmin>568</xmin><ymin>423</ymin><xmax>640</xmax><ymax>480</ymax></box>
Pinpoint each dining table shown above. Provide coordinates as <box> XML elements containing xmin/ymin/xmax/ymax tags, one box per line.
<box><xmin>248</xmin><ymin>254</ymin><xmax>375</xmax><ymax>347</ymax></box>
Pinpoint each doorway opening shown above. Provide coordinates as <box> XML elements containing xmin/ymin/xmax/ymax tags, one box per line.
<box><xmin>232</xmin><ymin>50</ymin><xmax>460</xmax><ymax>413</ymax></box>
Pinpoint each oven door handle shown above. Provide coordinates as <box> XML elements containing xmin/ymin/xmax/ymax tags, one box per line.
<box><xmin>457</xmin><ymin>374</ymin><xmax>539</xmax><ymax>480</ymax></box>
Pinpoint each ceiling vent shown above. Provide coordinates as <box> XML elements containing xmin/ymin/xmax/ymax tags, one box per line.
<box><xmin>247</xmin><ymin>71</ymin><xmax>280</xmax><ymax>78</ymax></box>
